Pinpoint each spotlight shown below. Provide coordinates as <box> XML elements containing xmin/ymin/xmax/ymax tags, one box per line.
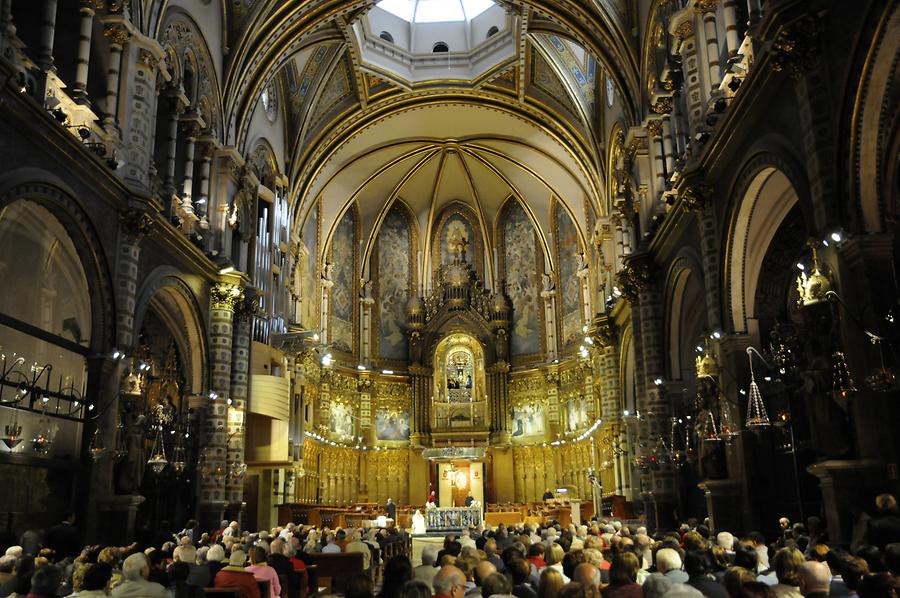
<box><xmin>357</xmin><ymin>364</ymin><xmax>367</xmax><ymax>371</ymax></box>
<box><xmin>623</xmin><ymin>409</ymin><xmax>630</xmax><ymax>416</ymax></box>
<box><xmin>51</xmin><ymin>107</ymin><xmax>67</xmax><ymax>123</ymax></box>
<box><xmin>830</xmin><ymin>231</ymin><xmax>843</xmax><ymax>243</ymax></box>
<box><xmin>695</xmin><ymin>131</ymin><xmax>711</xmax><ymax>144</ymax></box>
<box><xmin>705</xmin><ymin>113</ymin><xmax>719</xmax><ymax>127</ymax></box>
<box><xmin>77</xmin><ymin>127</ymin><xmax>91</xmax><ymax>140</ymax></box>
<box><xmin>653</xmin><ymin>377</ymin><xmax>664</xmax><ymax>386</ymax></box>
<box><xmin>796</xmin><ymin>262</ymin><xmax>806</xmax><ymax>271</ymax></box>
<box><xmin>713</xmin><ymin>98</ymin><xmax>728</xmax><ymax>113</ymax></box>
<box><xmin>727</xmin><ymin>76</ymin><xmax>741</xmax><ymax>92</ymax></box>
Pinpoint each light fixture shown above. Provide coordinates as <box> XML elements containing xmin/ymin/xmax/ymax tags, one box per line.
<box><xmin>89</xmin><ymin>428</ymin><xmax>106</xmax><ymax>461</ymax></box>
<box><xmin>218</xmin><ymin>266</ymin><xmax>235</xmax><ymax>275</ymax></box>
<box><xmin>147</xmin><ymin>427</ymin><xmax>168</xmax><ymax>474</ymax></box>
<box><xmin>3</xmin><ymin>409</ymin><xmax>22</xmax><ymax>450</ymax></box>
<box><xmin>745</xmin><ymin>347</ymin><xmax>770</xmax><ymax>428</ymax></box>
<box><xmin>830</xmin><ymin>231</ymin><xmax>843</xmax><ymax>243</ymax></box>
<box><xmin>382</xmin><ymin>369</ymin><xmax>394</xmax><ymax>375</ymax></box>
<box><xmin>321</xmin><ymin>353</ymin><xmax>333</xmax><ymax>367</ymax></box>
<box><xmin>796</xmin><ymin>262</ymin><xmax>805</xmax><ymax>271</ymax></box>
<box><xmin>357</xmin><ymin>364</ymin><xmax>367</xmax><ymax>371</ymax></box>
<box><xmin>653</xmin><ymin>377</ymin><xmax>664</xmax><ymax>386</ymax></box>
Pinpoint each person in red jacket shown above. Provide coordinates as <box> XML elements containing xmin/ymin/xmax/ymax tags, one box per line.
<box><xmin>215</xmin><ymin>550</ymin><xmax>261</xmax><ymax>598</ymax></box>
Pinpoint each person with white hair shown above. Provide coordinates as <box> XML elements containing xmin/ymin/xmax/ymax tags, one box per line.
<box><xmin>716</xmin><ymin>531</ymin><xmax>735</xmax><ymax>552</ymax></box>
<box><xmin>4</xmin><ymin>547</ymin><xmax>22</xmax><ymax>558</ymax></box>
<box><xmin>223</xmin><ymin>521</ymin><xmax>240</xmax><ymax>538</ymax></box>
<box><xmin>110</xmin><ymin>553</ymin><xmax>167</xmax><ymax>598</ymax></box>
<box><xmin>415</xmin><ymin>545</ymin><xmax>439</xmax><ymax>590</ymax></box>
<box><xmin>173</xmin><ymin>540</ymin><xmax>197</xmax><ymax>566</ymax></box>
<box><xmin>214</xmin><ymin>550</ymin><xmax>260</xmax><ymax>598</ymax></box>
<box><xmin>459</xmin><ymin>529</ymin><xmax>476</xmax><ymax>549</ymax></box>
<box><xmin>345</xmin><ymin>529</ymin><xmax>371</xmax><ymax>570</ymax></box>
<box><xmin>321</xmin><ymin>533</ymin><xmax>340</xmax><ymax>553</ymax></box>
<box><xmin>655</xmin><ymin>548</ymin><xmax>688</xmax><ymax>584</ymax></box>
<box><xmin>798</xmin><ymin>561</ymin><xmax>830</xmax><ymax>597</ymax></box>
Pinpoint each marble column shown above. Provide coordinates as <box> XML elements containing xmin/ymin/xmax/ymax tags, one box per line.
<box><xmin>226</xmin><ymin>296</ymin><xmax>254</xmax><ymax>519</ymax></box>
<box><xmin>72</xmin><ymin>0</ymin><xmax>98</xmax><ymax>103</ymax></box>
<box><xmin>409</xmin><ymin>365</ymin><xmax>431</xmax><ymax>445</ymax></box>
<box><xmin>696</xmin><ymin>0</ymin><xmax>722</xmax><ymax>90</ymax></box>
<box><xmin>721</xmin><ymin>0</ymin><xmax>740</xmax><ymax>57</ymax></box>
<box><xmin>199</xmin><ymin>282</ymin><xmax>243</xmax><ymax>530</ymax></box>
<box><xmin>101</xmin><ymin>23</ymin><xmax>129</xmax><ymax>134</ymax></box>
<box><xmin>36</xmin><ymin>0</ymin><xmax>57</xmax><ymax>73</ymax></box>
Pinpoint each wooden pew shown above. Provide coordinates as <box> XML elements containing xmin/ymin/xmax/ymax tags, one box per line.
<box><xmin>309</xmin><ymin>552</ymin><xmax>364</xmax><ymax>593</ymax></box>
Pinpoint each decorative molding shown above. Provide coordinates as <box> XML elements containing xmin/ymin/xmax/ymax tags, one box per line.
<box><xmin>210</xmin><ymin>283</ymin><xmax>244</xmax><ymax>311</ymax></box>
<box><xmin>770</xmin><ymin>16</ymin><xmax>822</xmax><ymax>80</ymax></box>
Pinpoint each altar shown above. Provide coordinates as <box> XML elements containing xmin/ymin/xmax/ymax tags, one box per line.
<box><xmin>426</xmin><ymin>506</ymin><xmax>482</xmax><ymax>531</ymax></box>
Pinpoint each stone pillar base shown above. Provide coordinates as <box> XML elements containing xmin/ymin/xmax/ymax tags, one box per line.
<box><xmin>199</xmin><ymin>501</ymin><xmax>228</xmax><ymax>534</ymax></box>
<box><xmin>226</xmin><ymin>501</ymin><xmax>247</xmax><ymax>527</ymax></box>
<box><xmin>643</xmin><ymin>492</ymin><xmax>677</xmax><ymax>532</ymax></box>
<box><xmin>698</xmin><ymin>479</ymin><xmax>742</xmax><ymax>535</ymax></box>
<box><xmin>97</xmin><ymin>494</ymin><xmax>145</xmax><ymax>545</ymax></box>
<box><xmin>807</xmin><ymin>459</ymin><xmax>887</xmax><ymax>547</ymax></box>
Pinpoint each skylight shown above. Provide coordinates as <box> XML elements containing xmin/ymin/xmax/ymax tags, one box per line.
<box><xmin>377</xmin><ymin>0</ymin><xmax>494</xmax><ymax>23</ymax></box>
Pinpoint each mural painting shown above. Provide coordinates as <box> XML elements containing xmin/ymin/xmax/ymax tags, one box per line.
<box><xmin>299</xmin><ymin>203</ymin><xmax>318</xmax><ymax>329</ymax></box>
<box><xmin>377</xmin><ymin>205</ymin><xmax>411</xmax><ymax>360</ymax></box>
<box><xmin>511</xmin><ymin>403</ymin><xmax>545</xmax><ymax>438</ymax></box>
<box><xmin>441</xmin><ymin>214</ymin><xmax>475</xmax><ymax>265</ymax></box>
<box><xmin>330</xmin><ymin>208</ymin><xmax>355</xmax><ymax>353</ymax></box>
<box><xmin>329</xmin><ymin>402</ymin><xmax>355</xmax><ymax>441</ymax></box>
<box><xmin>565</xmin><ymin>397</ymin><xmax>587</xmax><ymax>432</ymax></box>
<box><xmin>375</xmin><ymin>409</ymin><xmax>410</xmax><ymax>441</ymax></box>
<box><xmin>557</xmin><ymin>205</ymin><xmax>583</xmax><ymax>345</ymax></box>
<box><xmin>502</xmin><ymin>202</ymin><xmax>541</xmax><ymax>356</ymax></box>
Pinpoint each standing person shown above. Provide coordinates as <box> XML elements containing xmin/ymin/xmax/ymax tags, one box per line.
<box><xmin>387</xmin><ymin>498</ymin><xmax>397</xmax><ymax>522</ymax></box>
<box><xmin>45</xmin><ymin>512</ymin><xmax>79</xmax><ymax>560</ymax></box>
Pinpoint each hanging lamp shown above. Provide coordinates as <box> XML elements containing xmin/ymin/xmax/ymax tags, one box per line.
<box><xmin>745</xmin><ymin>347</ymin><xmax>770</xmax><ymax>428</ymax></box>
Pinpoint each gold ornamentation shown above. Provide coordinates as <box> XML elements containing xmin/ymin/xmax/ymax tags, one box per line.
<box><xmin>646</xmin><ymin>119</ymin><xmax>663</xmax><ymax>137</ymax></box>
<box><xmin>796</xmin><ymin>242</ymin><xmax>831</xmax><ymax>307</ymax></box>
<box><xmin>675</xmin><ymin>21</ymin><xmax>694</xmax><ymax>41</ymax></box>
<box><xmin>694</xmin><ymin>0</ymin><xmax>720</xmax><ymax>14</ymax></box>
<box><xmin>211</xmin><ymin>283</ymin><xmax>244</xmax><ymax>311</ymax></box>
<box><xmin>651</xmin><ymin>97</ymin><xmax>673</xmax><ymax>114</ymax></box>
<box><xmin>587</xmin><ymin>313</ymin><xmax>616</xmax><ymax>349</ymax></box>
<box><xmin>138</xmin><ymin>49</ymin><xmax>159</xmax><ymax>70</ymax></box>
<box><xmin>80</xmin><ymin>0</ymin><xmax>106</xmax><ymax>10</ymax></box>
<box><xmin>614</xmin><ymin>259</ymin><xmax>651</xmax><ymax>303</ymax></box>
<box><xmin>770</xmin><ymin>16</ymin><xmax>821</xmax><ymax>80</ymax></box>
<box><xmin>103</xmin><ymin>25</ymin><xmax>130</xmax><ymax>46</ymax></box>
<box><xmin>119</xmin><ymin>209</ymin><xmax>153</xmax><ymax>240</ymax></box>
<box><xmin>695</xmin><ymin>347</ymin><xmax>719</xmax><ymax>378</ymax></box>
<box><xmin>680</xmin><ymin>184</ymin><xmax>711</xmax><ymax>213</ymax></box>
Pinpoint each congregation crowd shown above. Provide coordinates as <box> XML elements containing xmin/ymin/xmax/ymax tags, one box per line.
<box><xmin>1</xmin><ymin>493</ymin><xmax>898</xmax><ymax>598</ymax></box>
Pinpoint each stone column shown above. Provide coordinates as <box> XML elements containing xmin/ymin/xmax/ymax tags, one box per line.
<box><xmin>671</xmin><ymin>14</ymin><xmax>702</xmax><ymax>137</ymax></box>
<box><xmin>196</xmin><ymin>138</ymin><xmax>215</xmax><ymax>233</ymax></box>
<box><xmin>115</xmin><ymin>210</ymin><xmax>151</xmax><ymax>350</ymax></box>
<box><xmin>661</xmin><ymin>117</ymin><xmax>676</xmax><ymax>176</ymax></box>
<box><xmin>72</xmin><ymin>0</ymin><xmax>98</xmax><ymax>103</ymax></box>
<box><xmin>0</xmin><ymin>0</ymin><xmax>15</xmax><ymax>44</ymax></box>
<box><xmin>807</xmin><ymin>461</ymin><xmax>887</xmax><ymax>547</ymax></box>
<box><xmin>36</xmin><ymin>0</ymin><xmax>57</xmax><ymax>73</ymax></box>
<box><xmin>696</xmin><ymin>201</ymin><xmax>722</xmax><ymax>332</ymax></box>
<box><xmin>180</xmin><ymin>118</ymin><xmax>198</xmax><ymax>203</ymax></box>
<box><xmin>540</xmin><ymin>279</ymin><xmax>559</xmax><ymax>359</ymax></box>
<box><xmin>629</xmin><ymin>256</ymin><xmax>677</xmax><ymax>531</ymax></box>
<box><xmin>721</xmin><ymin>0</ymin><xmax>740</xmax><ymax>57</ymax></box>
<box><xmin>696</xmin><ymin>0</ymin><xmax>722</xmax><ymax>90</ymax></box>
<box><xmin>646</xmin><ymin>120</ymin><xmax>665</xmax><ymax>196</ymax></box>
<box><xmin>226</xmin><ymin>295</ymin><xmax>254</xmax><ymax>519</ymax></box>
<box><xmin>199</xmin><ymin>281</ymin><xmax>243</xmax><ymax>530</ymax></box>
<box><xmin>162</xmin><ymin>92</ymin><xmax>185</xmax><ymax>197</ymax></box>
<box><xmin>101</xmin><ymin>23</ymin><xmax>129</xmax><ymax>135</ymax></box>
<box><xmin>119</xmin><ymin>37</ymin><xmax>168</xmax><ymax>193</ymax></box>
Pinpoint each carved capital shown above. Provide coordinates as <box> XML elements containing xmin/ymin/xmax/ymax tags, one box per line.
<box><xmin>103</xmin><ymin>24</ymin><xmax>130</xmax><ymax>46</ymax></box>
<box><xmin>211</xmin><ymin>283</ymin><xmax>244</xmax><ymax>311</ymax></box>
<box><xmin>137</xmin><ymin>49</ymin><xmax>159</xmax><ymax>71</ymax></box>
<box><xmin>615</xmin><ymin>258</ymin><xmax>652</xmax><ymax>303</ymax></box>
<box><xmin>587</xmin><ymin>313</ymin><xmax>617</xmax><ymax>349</ymax></box>
<box><xmin>234</xmin><ymin>293</ymin><xmax>260</xmax><ymax>321</ymax></box>
<box><xmin>118</xmin><ymin>209</ymin><xmax>152</xmax><ymax>241</ymax></box>
<box><xmin>80</xmin><ymin>0</ymin><xmax>106</xmax><ymax>11</ymax></box>
<box><xmin>680</xmin><ymin>183</ymin><xmax>712</xmax><ymax>213</ymax></box>
<box><xmin>651</xmin><ymin>97</ymin><xmax>673</xmax><ymax>115</ymax></box>
<box><xmin>646</xmin><ymin>119</ymin><xmax>663</xmax><ymax>137</ymax></box>
<box><xmin>674</xmin><ymin>20</ymin><xmax>694</xmax><ymax>41</ymax></box>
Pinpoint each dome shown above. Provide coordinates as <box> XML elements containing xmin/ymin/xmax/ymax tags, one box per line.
<box><xmin>376</xmin><ymin>0</ymin><xmax>495</xmax><ymax>23</ymax></box>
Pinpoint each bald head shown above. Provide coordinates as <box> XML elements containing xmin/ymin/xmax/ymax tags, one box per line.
<box><xmin>798</xmin><ymin>561</ymin><xmax>830</xmax><ymax>596</ymax></box>
<box><xmin>573</xmin><ymin>563</ymin><xmax>601</xmax><ymax>588</ymax></box>
<box><xmin>474</xmin><ymin>560</ymin><xmax>497</xmax><ymax>586</ymax></box>
<box><xmin>433</xmin><ymin>565</ymin><xmax>467</xmax><ymax>596</ymax></box>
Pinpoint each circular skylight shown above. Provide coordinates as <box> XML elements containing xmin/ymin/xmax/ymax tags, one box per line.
<box><xmin>376</xmin><ymin>0</ymin><xmax>495</xmax><ymax>23</ymax></box>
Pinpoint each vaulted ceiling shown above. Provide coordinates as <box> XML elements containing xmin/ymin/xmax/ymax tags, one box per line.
<box><xmin>210</xmin><ymin>0</ymin><xmax>641</xmax><ymax>268</ymax></box>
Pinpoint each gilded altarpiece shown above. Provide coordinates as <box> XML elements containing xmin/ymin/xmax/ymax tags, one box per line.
<box><xmin>431</xmin><ymin>203</ymin><xmax>485</xmax><ymax>285</ymax></box>
<box><xmin>499</xmin><ymin>201</ymin><xmax>544</xmax><ymax>361</ymax></box>
<box><xmin>321</xmin><ymin>370</ymin><xmax>359</xmax><ymax>444</ymax></box>
<box><xmin>365</xmin><ymin>448</ymin><xmax>409</xmax><ymax>504</ymax></box>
